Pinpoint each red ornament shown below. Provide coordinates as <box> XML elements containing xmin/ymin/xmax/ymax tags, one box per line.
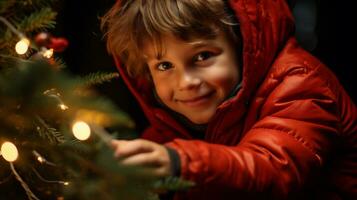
<box><xmin>34</xmin><ymin>32</ymin><xmax>69</xmax><ymax>52</ymax></box>
<box><xmin>48</xmin><ymin>37</ymin><xmax>69</xmax><ymax>52</ymax></box>
<box><xmin>34</xmin><ymin>32</ymin><xmax>51</xmax><ymax>47</ymax></box>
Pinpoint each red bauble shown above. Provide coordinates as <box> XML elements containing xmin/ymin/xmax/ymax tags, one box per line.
<box><xmin>48</xmin><ymin>37</ymin><xmax>69</xmax><ymax>52</ymax></box>
<box><xmin>34</xmin><ymin>32</ymin><xmax>51</xmax><ymax>47</ymax></box>
<box><xmin>34</xmin><ymin>32</ymin><xmax>69</xmax><ymax>52</ymax></box>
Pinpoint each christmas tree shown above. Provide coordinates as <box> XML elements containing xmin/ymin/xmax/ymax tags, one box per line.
<box><xmin>0</xmin><ymin>1</ymin><xmax>192</xmax><ymax>199</ymax></box>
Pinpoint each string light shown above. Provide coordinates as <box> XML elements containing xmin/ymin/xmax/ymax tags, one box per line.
<box><xmin>42</xmin><ymin>48</ymin><xmax>53</xmax><ymax>58</ymax></box>
<box><xmin>32</xmin><ymin>150</ymin><xmax>56</xmax><ymax>166</ymax></box>
<box><xmin>59</xmin><ymin>103</ymin><xmax>68</xmax><ymax>110</ymax></box>
<box><xmin>0</xmin><ymin>16</ymin><xmax>30</xmax><ymax>55</ymax></box>
<box><xmin>33</xmin><ymin>151</ymin><xmax>45</xmax><ymax>164</ymax></box>
<box><xmin>10</xmin><ymin>163</ymin><xmax>40</xmax><ymax>200</ymax></box>
<box><xmin>72</xmin><ymin>121</ymin><xmax>91</xmax><ymax>141</ymax></box>
<box><xmin>43</xmin><ymin>89</ymin><xmax>69</xmax><ymax>111</ymax></box>
<box><xmin>1</xmin><ymin>142</ymin><xmax>19</xmax><ymax>162</ymax></box>
<box><xmin>72</xmin><ymin>120</ymin><xmax>113</xmax><ymax>146</ymax></box>
<box><xmin>37</xmin><ymin>156</ymin><xmax>45</xmax><ymax>163</ymax></box>
<box><xmin>31</xmin><ymin>167</ymin><xmax>69</xmax><ymax>186</ymax></box>
<box><xmin>15</xmin><ymin>37</ymin><xmax>30</xmax><ymax>55</ymax></box>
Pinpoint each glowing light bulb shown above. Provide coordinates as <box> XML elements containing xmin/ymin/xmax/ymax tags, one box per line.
<box><xmin>72</xmin><ymin>121</ymin><xmax>91</xmax><ymax>141</ymax></box>
<box><xmin>15</xmin><ymin>38</ymin><xmax>30</xmax><ymax>55</ymax></box>
<box><xmin>63</xmin><ymin>182</ymin><xmax>69</xmax><ymax>186</ymax></box>
<box><xmin>1</xmin><ymin>142</ymin><xmax>19</xmax><ymax>162</ymax></box>
<box><xmin>37</xmin><ymin>156</ymin><xmax>45</xmax><ymax>163</ymax></box>
<box><xmin>42</xmin><ymin>48</ymin><xmax>53</xmax><ymax>58</ymax></box>
<box><xmin>59</xmin><ymin>104</ymin><xmax>68</xmax><ymax>110</ymax></box>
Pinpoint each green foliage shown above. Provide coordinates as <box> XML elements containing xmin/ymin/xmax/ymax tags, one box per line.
<box><xmin>0</xmin><ymin>0</ymin><xmax>16</xmax><ymax>14</ymax></box>
<box><xmin>80</xmin><ymin>71</ymin><xmax>120</xmax><ymax>87</ymax></box>
<box><xmin>34</xmin><ymin>115</ymin><xmax>65</xmax><ymax>144</ymax></box>
<box><xmin>0</xmin><ymin>1</ymin><xmax>57</xmax><ymax>56</ymax></box>
<box><xmin>0</xmin><ymin>58</ymin><xmax>134</xmax><ymax>133</ymax></box>
<box><xmin>152</xmin><ymin>177</ymin><xmax>195</xmax><ymax>191</ymax></box>
<box><xmin>17</xmin><ymin>7</ymin><xmax>57</xmax><ymax>33</ymax></box>
<box><xmin>0</xmin><ymin>57</ymin><xmax>146</xmax><ymax>200</ymax></box>
<box><xmin>0</xmin><ymin>0</ymin><xmax>56</xmax><ymax>17</ymax></box>
<box><xmin>0</xmin><ymin>1</ymin><xmax>193</xmax><ymax>199</ymax></box>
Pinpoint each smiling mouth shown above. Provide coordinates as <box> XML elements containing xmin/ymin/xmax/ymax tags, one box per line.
<box><xmin>177</xmin><ymin>91</ymin><xmax>215</xmax><ymax>107</ymax></box>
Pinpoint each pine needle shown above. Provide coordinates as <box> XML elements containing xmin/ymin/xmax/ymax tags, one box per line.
<box><xmin>0</xmin><ymin>0</ymin><xmax>17</xmax><ymax>14</ymax></box>
<box><xmin>34</xmin><ymin>115</ymin><xmax>65</xmax><ymax>144</ymax></box>
<box><xmin>152</xmin><ymin>176</ymin><xmax>195</xmax><ymax>191</ymax></box>
<box><xmin>79</xmin><ymin>72</ymin><xmax>120</xmax><ymax>87</ymax></box>
<box><xmin>27</xmin><ymin>0</ymin><xmax>57</xmax><ymax>7</ymax></box>
<box><xmin>17</xmin><ymin>7</ymin><xmax>57</xmax><ymax>32</ymax></box>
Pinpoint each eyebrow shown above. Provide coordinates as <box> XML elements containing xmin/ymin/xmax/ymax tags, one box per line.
<box><xmin>188</xmin><ymin>40</ymin><xmax>212</xmax><ymax>49</ymax></box>
<box><xmin>143</xmin><ymin>51</ymin><xmax>163</xmax><ymax>61</ymax></box>
<box><xmin>143</xmin><ymin>49</ymin><xmax>167</xmax><ymax>61</ymax></box>
<box><xmin>156</xmin><ymin>50</ymin><xmax>164</xmax><ymax>60</ymax></box>
<box><xmin>145</xmin><ymin>40</ymin><xmax>214</xmax><ymax>61</ymax></box>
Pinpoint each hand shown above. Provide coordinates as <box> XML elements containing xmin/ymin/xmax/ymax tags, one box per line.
<box><xmin>111</xmin><ymin>139</ymin><xmax>171</xmax><ymax>177</ymax></box>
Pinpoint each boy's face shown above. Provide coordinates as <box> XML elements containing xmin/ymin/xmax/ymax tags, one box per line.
<box><xmin>144</xmin><ymin>32</ymin><xmax>240</xmax><ymax>124</ymax></box>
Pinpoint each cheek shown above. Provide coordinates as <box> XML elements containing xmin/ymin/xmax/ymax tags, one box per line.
<box><xmin>206</xmin><ymin>67</ymin><xmax>238</xmax><ymax>91</ymax></box>
<box><xmin>153</xmin><ymin>79</ymin><xmax>172</xmax><ymax>101</ymax></box>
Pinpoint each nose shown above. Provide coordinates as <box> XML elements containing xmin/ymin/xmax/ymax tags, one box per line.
<box><xmin>177</xmin><ymin>68</ymin><xmax>202</xmax><ymax>91</ymax></box>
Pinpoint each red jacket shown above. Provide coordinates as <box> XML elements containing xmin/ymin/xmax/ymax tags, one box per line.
<box><xmin>113</xmin><ymin>0</ymin><xmax>357</xmax><ymax>199</ymax></box>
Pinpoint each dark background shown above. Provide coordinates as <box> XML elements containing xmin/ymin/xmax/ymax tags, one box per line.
<box><xmin>55</xmin><ymin>0</ymin><xmax>149</xmax><ymax>132</ymax></box>
<box><xmin>55</xmin><ymin>0</ymin><xmax>356</xmax><ymax>133</ymax></box>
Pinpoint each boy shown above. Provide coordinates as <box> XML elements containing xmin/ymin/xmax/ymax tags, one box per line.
<box><xmin>102</xmin><ymin>0</ymin><xmax>357</xmax><ymax>199</ymax></box>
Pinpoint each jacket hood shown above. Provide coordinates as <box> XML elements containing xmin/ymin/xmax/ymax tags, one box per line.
<box><xmin>113</xmin><ymin>0</ymin><xmax>295</xmax><ymax>133</ymax></box>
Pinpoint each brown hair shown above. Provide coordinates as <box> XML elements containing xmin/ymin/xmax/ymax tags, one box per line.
<box><xmin>101</xmin><ymin>0</ymin><xmax>240</xmax><ymax>77</ymax></box>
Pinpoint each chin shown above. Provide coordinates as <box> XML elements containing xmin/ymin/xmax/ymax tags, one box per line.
<box><xmin>184</xmin><ymin>109</ymin><xmax>215</xmax><ymax>125</ymax></box>
<box><xmin>188</xmin><ymin>115</ymin><xmax>211</xmax><ymax>125</ymax></box>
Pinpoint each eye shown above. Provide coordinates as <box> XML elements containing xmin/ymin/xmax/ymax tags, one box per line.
<box><xmin>156</xmin><ymin>62</ymin><xmax>173</xmax><ymax>71</ymax></box>
<box><xmin>194</xmin><ymin>51</ymin><xmax>213</xmax><ymax>62</ymax></box>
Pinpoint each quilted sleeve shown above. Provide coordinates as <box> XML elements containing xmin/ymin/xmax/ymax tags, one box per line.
<box><xmin>166</xmin><ymin>66</ymin><xmax>339</xmax><ymax>198</ymax></box>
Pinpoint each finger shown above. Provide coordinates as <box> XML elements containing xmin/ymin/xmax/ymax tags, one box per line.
<box><xmin>139</xmin><ymin>165</ymin><xmax>171</xmax><ymax>178</ymax></box>
<box><xmin>111</xmin><ymin>139</ymin><xmax>139</xmax><ymax>156</ymax></box>
<box><xmin>152</xmin><ymin>166</ymin><xmax>171</xmax><ymax>178</ymax></box>
<box><xmin>120</xmin><ymin>151</ymin><xmax>171</xmax><ymax>178</ymax></box>
<box><xmin>114</xmin><ymin>139</ymin><xmax>155</xmax><ymax>158</ymax></box>
<box><xmin>110</xmin><ymin>139</ymin><xmax>128</xmax><ymax>149</ymax></box>
<box><xmin>111</xmin><ymin>140</ymin><xmax>130</xmax><ymax>157</ymax></box>
<box><xmin>120</xmin><ymin>152</ymin><xmax>160</xmax><ymax>167</ymax></box>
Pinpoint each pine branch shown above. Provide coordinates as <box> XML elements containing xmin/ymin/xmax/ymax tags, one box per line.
<box><xmin>0</xmin><ymin>16</ymin><xmax>18</xmax><ymax>51</ymax></box>
<box><xmin>27</xmin><ymin>0</ymin><xmax>57</xmax><ymax>7</ymax></box>
<box><xmin>79</xmin><ymin>72</ymin><xmax>120</xmax><ymax>87</ymax></box>
<box><xmin>0</xmin><ymin>54</ymin><xmax>17</xmax><ymax>70</ymax></box>
<box><xmin>1</xmin><ymin>2</ymin><xmax>194</xmax><ymax>199</ymax></box>
<box><xmin>10</xmin><ymin>163</ymin><xmax>40</xmax><ymax>200</ymax></box>
<box><xmin>145</xmin><ymin>193</ymin><xmax>160</xmax><ymax>200</ymax></box>
<box><xmin>34</xmin><ymin>115</ymin><xmax>65</xmax><ymax>144</ymax></box>
<box><xmin>59</xmin><ymin>139</ymin><xmax>92</xmax><ymax>155</ymax></box>
<box><xmin>70</xmin><ymin>97</ymin><xmax>135</xmax><ymax>128</ymax></box>
<box><xmin>17</xmin><ymin>7</ymin><xmax>57</xmax><ymax>33</ymax></box>
<box><xmin>0</xmin><ymin>0</ymin><xmax>17</xmax><ymax>14</ymax></box>
<box><xmin>53</xmin><ymin>57</ymin><xmax>67</xmax><ymax>69</ymax></box>
<box><xmin>151</xmin><ymin>177</ymin><xmax>195</xmax><ymax>191</ymax></box>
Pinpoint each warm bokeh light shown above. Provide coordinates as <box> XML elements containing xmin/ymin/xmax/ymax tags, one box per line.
<box><xmin>72</xmin><ymin>121</ymin><xmax>91</xmax><ymax>141</ymax></box>
<box><xmin>1</xmin><ymin>142</ymin><xmax>19</xmax><ymax>162</ymax></box>
<box><xmin>42</xmin><ymin>48</ymin><xmax>53</xmax><ymax>58</ymax></box>
<box><xmin>59</xmin><ymin>104</ymin><xmax>68</xmax><ymax>110</ymax></box>
<box><xmin>37</xmin><ymin>156</ymin><xmax>45</xmax><ymax>163</ymax></box>
<box><xmin>15</xmin><ymin>38</ymin><xmax>30</xmax><ymax>55</ymax></box>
